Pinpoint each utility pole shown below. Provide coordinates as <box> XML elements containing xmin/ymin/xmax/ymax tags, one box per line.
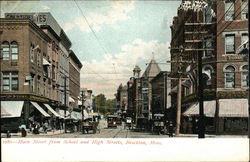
<box><xmin>81</xmin><ymin>90</ymin><xmax>85</xmax><ymax>134</ymax></box>
<box><xmin>64</xmin><ymin>76</ymin><xmax>67</xmax><ymax>133</ymax></box>
<box><xmin>198</xmin><ymin>47</ymin><xmax>205</xmax><ymax>138</ymax></box>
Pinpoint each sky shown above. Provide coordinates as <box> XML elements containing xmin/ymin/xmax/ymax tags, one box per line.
<box><xmin>0</xmin><ymin>0</ymin><xmax>181</xmax><ymax>99</ymax></box>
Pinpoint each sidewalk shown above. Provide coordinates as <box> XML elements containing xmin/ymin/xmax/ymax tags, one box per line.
<box><xmin>1</xmin><ymin>129</ymin><xmax>65</xmax><ymax>138</ymax></box>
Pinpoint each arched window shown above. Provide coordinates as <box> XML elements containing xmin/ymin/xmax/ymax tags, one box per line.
<box><xmin>241</xmin><ymin>65</ymin><xmax>248</xmax><ymax>88</ymax></box>
<box><xmin>11</xmin><ymin>41</ymin><xmax>18</xmax><ymax>60</ymax></box>
<box><xmin>2</xmin><ymin>41</ymin><xmax>10</xmax><ymax>60</ymax></box>
<box><xmin>224</xmin><ymin>65</ymin><xmax>235</xmax><ymax>88</ymax></box>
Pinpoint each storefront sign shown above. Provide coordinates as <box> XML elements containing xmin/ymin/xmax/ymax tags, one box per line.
<box><xmin>0</xmin><ymin>94</ymin><xmax>49</xmax><ymax>103</ymax></box>
<box><xmin>227</xmin><ymin>55</ymin><xmax>244</xmax><ymax>61</ymax></box>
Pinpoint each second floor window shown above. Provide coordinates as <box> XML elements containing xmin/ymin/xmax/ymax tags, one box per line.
<box><xmin>224</xmin><ymin>65</ymin><xmax>235</xmax><ymax>88</ymax></box>
<box><xmin>11</xmin><ymin>42</ymin><xmax>18</xmax><ymax>60</ymax></box>
<box><xmin>225</xmin><ymin>1</ymin><xmax>234</xmax><ymax>21</ymax></box>
<box><xmin>225</xmin><ymin>34</ymin><xmax>235</xmax><ymax>54</ymax></box>
<box><xmin>241</xmin><ymin>33</ymin><xmax>249</xmax><ymax>44</ymax></box>
<box><xmin>2</xmin><ymin>71</ymin><xmax>19</xmax><ymax>91</ymax></box>
<box><xmin>2</xmin><ymin>41</ymin><xmax>10</xmax><ymax>60</ymax></box>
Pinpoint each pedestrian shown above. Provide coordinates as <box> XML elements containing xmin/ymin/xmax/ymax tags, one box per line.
<box><xmin>168</xmin><ymin>121</ymin><xmax>174</xmax><ymax>137</ymax></box>
<box><xmin>6</xmin><ymin>130</ymin><xmax>11</xmax><ymax>138</ymax></box>
<box><xmin>21</xmin><ymin>128</ymin><xmax>27</xmax><ymax>137</ymax></box>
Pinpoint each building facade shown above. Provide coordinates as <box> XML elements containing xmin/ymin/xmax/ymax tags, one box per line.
<box><xmin>170</xmin><ymin>0</ymin><xmax>248</xmax><ymax>134</ymax></box>
<box><xmin>1</xmin><ymin>13</ymin><xmax>83</xmax><ymax>132</ymax></box>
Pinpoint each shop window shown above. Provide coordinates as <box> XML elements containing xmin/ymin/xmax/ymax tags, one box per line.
<box><xmin>241</xmin><ymin>65</ymin><xmax>248</xmax><ymax>88</ymax></box>
<box><xmin>225</xmin><ymin>1</ymin><xmax>234</xmax><ymax>21</ymax></box>
<box><xmin>224</xmin><ymin>65</ymin><xmax>235</xmax><ymax>88</ymax></box>
<box><xmin>1</xmin><ymin>71</ymin><xmax>19</xmax><ymax>91</ymax></box>
<box><xmin>225</xmin><ymin>34</ymin><xmax>235</xmax><ymax>54</ymax></box>
<box><xmin>11</xmin><ymin>41</ymin><xmax>18</xmax><ymax>60</ymax></box>
<box><xmin>2</xmin><ymin>41</ymin><xmax>10</xmax><ymax>60</ymax></box>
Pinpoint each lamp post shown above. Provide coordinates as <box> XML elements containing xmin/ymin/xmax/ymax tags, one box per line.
<box><xmin>81</xmin><ymin>89</ymin><xmax>85</xmax><ymax>134</ymax></box>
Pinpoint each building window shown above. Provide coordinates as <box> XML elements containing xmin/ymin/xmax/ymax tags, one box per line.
<box><xmin>241</xmin><ymin>1</ymin><xmax>248</xmax><ymax>20</ymax></box>
<box><xmin>30</xmin><ymin>74</ymin><xmax>36</xmax><ymax>93</ymax></box>
<box><xmin>11</xmin><ymin>41</ymin><xmax>18</xmax><ymax>60</ymax></box>
<box><xmin>224</xmin><ymin>65</ymin><xmax>235</xmax><ymax>88</ymax></box>
<box><xmin>30</xmin><ymin>44</ymin><xmax>34</xmax><ymax>63</ymax></box>
<box><xmin>225</xmin><ymin>34</ymin><xmax>235</xmax><ymax>54</ymax></box>
<box><xmin>203</xmin><ymin>4</ymin><xmax>212</xmax><ymax>23</ymax></box>
<box><xmin>2</xmin><ymin>41</ymin><xmax>10</xmax><ymax>60</ymax></box>
<box><xmin>2</xmin><ymin>71</ymin><xmax>19</xmax><ymax>91</ymax></box>
<box><xmin>241</xmin><ymin>65</ymin><xmax>248</xmax><ymax>88</ymax></box>
<box><xmin>225</xmin><ymin>1</ymin><xmax>234</xmax><ymax>21</ymax></box>
<box><xmin>241</xmin><ymin>33</ymin><xmax>248</xmax><ymax>44</ymax></box>
<box><xmin>203</xmin><ymin>37</ymin><xmax>213</xmax><ymax>57</ymax></box>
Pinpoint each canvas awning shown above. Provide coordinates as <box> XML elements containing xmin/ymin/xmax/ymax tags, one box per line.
<box><xmin>31</xmin><ymin>102</ymin><xmax>50</xmax><ymax>117</ymax></box>
<box><xmin>59</xmin><ymin>110</ymin><xmax>70</xmax><ymax>119</ymax></box>
<box><xmin>1</xmin><ymin>101</ymin><xmax>24</xmax><ymax>118</ymax></box>
<box><xmin>71</xmin><ymin>111</ymin><xmax>82</xmax><ymax>120</ymax></box>
<box><xmin>183</xmin><ymin>100</ymin><xmax>216</xmax><ymax>117</ymax></box>
<box><xmin>43</xmin><ymin>104</ymin><xmax>60</xmax><ymax>117</ymax></box>
<box><xmin>219</xmin><ymin>99</ymin><xmax>248</xmax><ymax>117</ymax></box>
<box><xmin>69</xmin><ymin>96</ymin><xmax>75</xmax><ymax>103</ymax></box>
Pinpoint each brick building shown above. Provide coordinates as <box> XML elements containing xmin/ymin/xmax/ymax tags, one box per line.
<box><xmin>1</xmin><ymin>13</ymin><xmax>83</xmax><ymax>132</ymax></box>
<box><xmin>127</xmin><ymin>65</ymin><xmax>142</xmax><ymax>126</ymax></box>
<box><xmin>116</xmin><ymin>84</ymin><xmax>128</xmax><ymax>114</ymax></box>
<box><xmin>170</xmin><ymin>0</ymin><xmax>248</xmax><ymax>134</ymax></box>
<box><xmin>69</xmin><ymin>50</ymin><xmax>82</xmax><ymax>110</ymax></box>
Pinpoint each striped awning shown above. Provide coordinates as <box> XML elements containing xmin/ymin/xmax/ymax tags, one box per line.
<box><xmin>31</xmin><ymin>102</ymin><xmax>50</xmax><ymax>117</ymax></box>
<box><xmin>219</xmin><ymin>99</ymin><xmax>248</xmax><ymax>117</ymax></box>
<box><xmin>43</xmin><ymin>104</ymin><xmax>61</xmax><ymax>117</ymax></box>
<box><xmin>183</xmin><ymin>101</ymin><xmax>216</xmax><ymax>117</ymax></box>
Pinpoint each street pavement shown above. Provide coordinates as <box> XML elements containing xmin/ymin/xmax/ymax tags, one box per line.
<box><xmin>1</xmin><ymin>119</ymin><xmax>248</xmax><ymax>138</ymax></box>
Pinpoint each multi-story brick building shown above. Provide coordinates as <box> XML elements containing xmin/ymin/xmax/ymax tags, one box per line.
<box><xmin>127</xmin><ymin>65</ymin><xmax>142</xmax><ymax>126</ymax></box>
<box><xmin>170</xmin><ymin>0</ymin><xmax>248</xmax><ymax>134</ymax></box>
<box><xmin>151</xmin><ymin>71</ymin><xmax>171</xmax><ymax>115</ymax></box>
<box><xmin>68</xmin><ymin>50</ymin><xmax>82</xmax><ymax>110</ymax></box>
<box><xmin>116</xmin><ymin>84</ymin><xmax>128</xmax><ymax>114</ymax></box>
<box><xmin>1</xmin><ymin>13</ymin><xmax>83</xmax><ymax>132</ymax></box>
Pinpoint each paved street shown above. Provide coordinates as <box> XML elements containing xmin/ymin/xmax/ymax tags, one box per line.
<box><xmin>2</xmin><ymin>119</ymin><xmax>248</xmax><ymax>138</ymax></box>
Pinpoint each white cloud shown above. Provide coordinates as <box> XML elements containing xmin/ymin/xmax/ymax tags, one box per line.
<box><xmin>80</xmin><ymin>39</ymin><xmax>170</xmax><ymax>99</ymax></box>
<box><xmin>63</xmin><ymin>1</ymin><xmax>135</xmax><ymax>32</ymax></box>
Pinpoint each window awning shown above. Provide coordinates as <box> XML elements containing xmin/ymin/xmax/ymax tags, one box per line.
<box><xmin>219</xmin><ymin>99</ymin><xmax>248</xmax><ymax>117</ymax></box>
<box><xmin>69</xmin><ymin>96</ymin><xmax>75</xmax><ymax>103</ymax></box>
<box><xmin>43</xmin><ymin>58</ymin><xmax>51</xmax><ymax>66</ymax></box>
<box><xmin>71</xmin><ymin>111</ymin><xmax>82</xmax><ymax>120</ymax></box>
<box><xmin>43</xmin><ymin>104</ymin><xmax>60</xmax><ymax>117</ymax></box>
<box><xmin>1</xmin><ymin>101</ymin><xmax>24</xmax><ymax>118</ymax></box>
<box><xmin>31</xmin><ymin>102</ymin><xmax>50</xmax><ymax>117</ymax></box>
<box><xmin>59</xmin><ymin>110</ymin><xmax>70</xmax><ymax>119</ymax></box>
<box><xmin>183</xmin><ymin>100</ymin><xmax>216</xmax><ymax>117</ymax></box>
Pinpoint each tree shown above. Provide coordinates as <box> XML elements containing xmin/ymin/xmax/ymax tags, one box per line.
<box><xmin>94</xmin><ymin>94</ymin><xmax>116</xmax><ymax>115</ymax></box>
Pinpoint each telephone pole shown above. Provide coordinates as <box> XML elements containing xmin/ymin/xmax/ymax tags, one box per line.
<box><xmin>81</xmin><ymin>90</ymin><xmax>85</xmax><ymax>134</ymax></box>
<box><xmin>64</xmin><ymin>76</ymin><xmax>67</xmax><ymax>133</ymax></box>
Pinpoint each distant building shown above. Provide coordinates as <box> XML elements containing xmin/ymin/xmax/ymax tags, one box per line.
<box><xmin>127</xmin><ymin>65</ymin><xmax>142</xmax><ymax>125</ymax></box>
<box><xmin>68</xmin><ymin>50</ymin><xmax>83</xmax><ymax>110</ymax></box>
<box><xmin>116</xmin><ymin>84</ymin><xmax>128</xmax><ymax>114</ymax></box>
<box><xmin>151</xmin><ymin>71</ymin><xmax>171</xmax><ymax>115</ymax></box>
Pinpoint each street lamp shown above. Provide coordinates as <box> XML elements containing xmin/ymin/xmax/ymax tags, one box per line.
<box><xmin>80</xmin><ymin>89</ymin><xmax>85</xmax><ymax>134</ymax></box>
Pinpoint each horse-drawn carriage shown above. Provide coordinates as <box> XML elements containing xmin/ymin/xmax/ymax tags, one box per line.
<box><xmin>82</xmin><ymin>112</ymin><xmax>100</xmax><ymax>134</ymax></box>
